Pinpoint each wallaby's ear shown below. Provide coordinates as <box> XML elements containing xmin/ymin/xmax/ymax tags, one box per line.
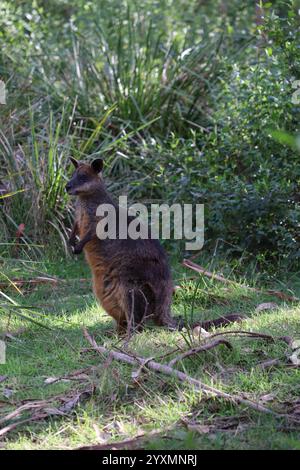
<box><xmin>69</xmin><ymin>157</ymin><xmax>79</xmax><ymax>168</ymax></box>
<box><xmin>91</xmin><ymin>158</ymin><xmax>103</xmax><ymax>174</ymax></box>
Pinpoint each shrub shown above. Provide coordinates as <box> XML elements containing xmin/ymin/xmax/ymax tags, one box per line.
<box><xmin>0</xmin><ymin>0</ymin><xmax>299</xmax><ymax>267</ymax></box>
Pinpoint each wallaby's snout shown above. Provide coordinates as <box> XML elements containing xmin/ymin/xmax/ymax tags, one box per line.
<box><xmin>65</xmin><ymin>175</ymin><xmax>79</xmax><ymax>195</ymax></box>
<box><xmin>66</xmin><ymin>156</ymin><xmax>80</xmax><ymax>195</ymax></box>
<box><xmin>65</xmin><ymin>181</ymin><xmax>72</xmax><ymax>194</ymax></box>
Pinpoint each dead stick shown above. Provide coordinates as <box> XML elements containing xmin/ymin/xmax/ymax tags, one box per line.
<box><xmin>0</xmin><ymin>277</ymin><xmax>90</xmax><ymax>289</ymax></box>
<box><xmin>200</xmin><ymin>330</ymin><xmax>292</xmax><ymax>346</ymax></box>
<box><xmin>182</xmin><ymin>259</ymin><xmax>299</xmax><ymax>302</ymax></box>
<box><xmin>207</xmin><ymin>330</ymin><xmax>275</xmax><ymax>342</ymax></box>
<box><xmin>0</xmin><ymin>418</ymin><xmax>40</xmax><ymax>438</ymax></box>
<box><xmin>0</xmin><ymin>388</ymin><xmax>93</xmax><ymax>438</ymax></box>
<box><xmin>76</xmin><ymin>425</ymin><xmax>175</xmax><ymax>450</ymax></box>
<box><xmin>183</xmin><ymin>259</ymin><xmax>235</xmax><ymax>285</ymax></box>
<box><xmin>0</xmin><ymin>401</ymin><xmax>49</xmax><ymax>425</ymax></box>
<box><xmin>168</xmin><ymin>339</ymin><xmax>232</xmax><ymax>367</ymax></box>
<box><xmin>83</xmin><ymin>328</ymin><xmax>294</xmax><ymax>419</ymax></box>
<box><xmin>0</xmin><ymin>277</ymin><xmax>59</xmax><ymax>288</ymax></box>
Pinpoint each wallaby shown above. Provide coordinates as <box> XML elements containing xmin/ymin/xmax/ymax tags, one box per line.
<box><xmin>66</xmin><ymin>158</ymin><xmax>244</xmax><ymax>334</ymax></box>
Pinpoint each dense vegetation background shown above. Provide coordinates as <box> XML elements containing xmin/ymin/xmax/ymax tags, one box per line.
<box><xmin>0</xmin><ymin>0</ymin><xmax>299</xmax><ymax>264</ymax></box>
<box><xmin>1</xmin><ymin>1</ymin><xmax>300</xmax><ymax>451</ymax></box>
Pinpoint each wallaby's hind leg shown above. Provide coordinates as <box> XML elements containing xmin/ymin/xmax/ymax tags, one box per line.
<box><xmin>125</xmin><ymin>285</ymin><xmax>155</xmax><ymax>333</ymax></box>
<box><xmin>102</xmin><ymin>287</ymin><xmax>145</xmax><ymax>335</ymax></box>
<box><xmin>116</xmin><ymin>318</ymin><xmax>128</xmax><ymax>335</ymax></box>
<box><xmin>153</xmin><ymin>309</ymin><xmax>179</xmax><ymax>329</ymax></box>
<box><xmin>152</xmin><ymin>282</ymin><xmax>178</xmax><ymax>329</ymax></box>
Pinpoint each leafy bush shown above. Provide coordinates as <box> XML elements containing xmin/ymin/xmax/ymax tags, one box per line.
<box><xmin>0</xmin><ymin>0</ymin><xmax>299</xmax><ymax>267</ymax></box>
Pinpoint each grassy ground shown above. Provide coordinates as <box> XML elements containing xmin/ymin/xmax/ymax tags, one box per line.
<box><xmin>0</xmin><ymin>252</ymin><xmax>300</xmax><ymax>450</ymax></box>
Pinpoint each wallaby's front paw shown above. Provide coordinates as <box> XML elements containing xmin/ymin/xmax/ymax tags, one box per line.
<box><xmin>72</xmin><ymin>244</ymin><xmax>83</xmax><ymax>255</ymax></box>
<box><xmin>68</xmin><ymin>237</ymin><xmax>76</xmax><ymax>247</ymax></box>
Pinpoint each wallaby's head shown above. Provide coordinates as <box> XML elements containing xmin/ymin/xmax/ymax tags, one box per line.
<box><xmin>66</xmin><ymin>157</ymin><xmax>104</xmax><ymax>196</ymax></box>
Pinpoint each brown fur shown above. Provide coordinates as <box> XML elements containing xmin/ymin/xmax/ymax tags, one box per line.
<box><xmin>66</xmin><ymin>158</ymin><xmax>177</xmax><ymax>334</ymax></box>
<box><xmin>66</xmin><ymin>158</ymin><xmax>245</xmax><ymax>334</ymax></box>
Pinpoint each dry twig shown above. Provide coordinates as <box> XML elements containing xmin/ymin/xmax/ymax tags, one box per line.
<box><xmin>0</xmin><ymin>388</ymin><xmax>93</xmax><ymax>438</ymax></box>
<box><xmin>83</xmin><ymin>328</ymin><xmax>299</xmax><ymax>421</ymax></box>
<box><xmin>183</xmin><ymin>259</ymin><xmax>299</xmax><ymax>302</ymax></box>
<box><xmin>168</xmin><ymin>339</ymin><xmax>232</xmax><ymax>367</ymax></box>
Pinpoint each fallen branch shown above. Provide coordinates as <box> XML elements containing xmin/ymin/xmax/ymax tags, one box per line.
<box><xmin>0</xmin><ymin>401</ymin><xmax>48</xmax><ymax>426</ymax></box>
<box><xmin>258</xmin><ymin>358</ymin><xmax>281</xmax><ymax>370</ymax></box>
<box><xmin>0</xmin><ymin>276</ymin><xmax>59</xmax><ymax>288</ymax></box>
<box><xmin>182</xmin><ymin>259</ymin><xmax>299</xmax><ymax>302</ymax></box>
<box><xmin>206</xmin><ymin>330</ymin><xmax>293</xmax><ymax>346</ymax></box>
<box><xmin>0</xmin><ymin>277</ymin><xmax>90</xmax><ymax>289</ymax></box>
<box><xmin>257</xmin><ymin>289</ymin><xmax>298</xmax><ymax>303</ymax></box>
<box><xmin>44</xmin><ymin>366</ymin><xmax>95</xmax><ymax>385</ymax></box>
<box><xmin>76</xmin><ymin>425</ymin><xmax>174</xmax><ymax>450</ymax></box>
<box><xmin>168</xmin><ymin>339</ymin><xmax>232</xmax><ymax>367</ymax></box>
<box><xmin>0</xmin><ymin>418</ymin><xmax>39</xmax><ymax>438</ymax></box>
<box><xmin>183</xmin><ymin>259</ymin><xmax>236</xmax><ymax>285</ymax></box>
<box><xmin>83</xmin><ymin>328</ymin><xmax>298</xmax><ymax>421</ymax></box>
<box><xmin>0</xmin><ymin>388</ymin><xmax>93</xmax><ymax>438</ymax></box>
<box><xmin>77</xmin><ymin>435</ymin><xmax>147</xmax><ymax>451</ymax></box>
<box><xmin>208</xmin><ymin>330</ymin><xmax>275</xmax><ymax>342</ymax></box>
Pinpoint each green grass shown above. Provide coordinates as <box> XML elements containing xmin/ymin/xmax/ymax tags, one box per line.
<box><xmin>1</xmin><ymin>254</ymin><xmax>300</xmax><ymax>450</ymax></box>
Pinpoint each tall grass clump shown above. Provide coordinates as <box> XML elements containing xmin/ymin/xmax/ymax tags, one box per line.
<box><xmin>0</xmin><ymin>0</ymin><xmax>299</xmax><ymax>267</ymax></box>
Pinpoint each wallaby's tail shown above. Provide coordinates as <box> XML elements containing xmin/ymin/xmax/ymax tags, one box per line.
<box><xmin>169</xmin><ymin>313</ymin><xmax>246</xmax><ymax>332</ymax></box>
<box><xmin>192</xmin><ymin>313</ymin><xmax>246</xmax><ymax>330</ymax></box>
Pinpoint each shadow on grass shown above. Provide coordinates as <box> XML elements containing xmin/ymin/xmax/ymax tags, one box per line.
<box><xmin>1</xmin><ymin>261</ymin><xmax>300</xmax><ymax>449</ymax></box>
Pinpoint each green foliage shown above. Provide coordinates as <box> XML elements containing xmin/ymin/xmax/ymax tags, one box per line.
<box><xmin>0</xmin><ymin>0</ymin><xmax>299</xmax><ymax>266</ymax></box>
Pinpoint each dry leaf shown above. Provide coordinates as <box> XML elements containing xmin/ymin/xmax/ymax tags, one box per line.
<box><xmin>3</xmin><ymin>388</ymin><xmax>14</xmax><ymax>399</ymax></box>
<box><xmin>43</xmin><ymin>407</ymin><xmax>66</xmax><ymax>416</ymax></box>
<box><xmin>93</xmin><ymin>424</ymin><xmax>111</xmax><ymax>443</ymax></box>
<box><xmin>44</xmin><ymin>377</ymin><xmax>70</xmax><ymax>385</ymax></box>
<box><xmin>289</xmin><ymin>351</ymin><xmax>300</xmax><ymax>366</ymax></box>
<box><xmin>255</xmin><ymin>302</ymin><xmax>278</xmax><ymax>313</ymax></box>
<box><xmin>44</xmin><ymin>377</ymin><xmax>60</xmax><ymax>385</ymax></box>
<box><xmin>4</xmin><ymin>333</ymin><xmax>22</xmax><ymax>342</ymax></box>
<box><xmin>291</xmin><ymin>340</ymin><xmax>300</xmax><ymax>350</ymax></box>
<box><xmin>192</xmin><ymin>326</ymin><xmax>211</xmax><ymax>339</ymax></box>
<box><xmin>187</xmin><ymin>423</ymin><xmax>210</xmax><ymax>434</ymax></box>
<box><xmin>259</xmin><ymin>393</ymin><xmax>276</xmax><ymax>403</ymax></box>
<box><xmin>59</xmin><ymin>395</ymin><xmax>82</xmax><ymax>413</ymax></box>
